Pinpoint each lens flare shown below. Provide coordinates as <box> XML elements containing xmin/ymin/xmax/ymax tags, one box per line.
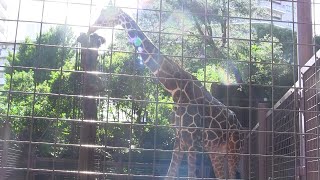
<box><xmin>138</xmin><ymin>0</ymin><xmax>153</xmax><ymax>8</ymax></box>
<box><xmin>129</xmin><ymin>36</ymin><xmax>143</xmax><ymax>47</ymax></box>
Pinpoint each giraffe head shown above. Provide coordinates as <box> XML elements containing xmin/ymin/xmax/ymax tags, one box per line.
<box><xmin>88</xmin><ymin>6</ymin><xmax>123</xmax><ymax>34</ymax></box>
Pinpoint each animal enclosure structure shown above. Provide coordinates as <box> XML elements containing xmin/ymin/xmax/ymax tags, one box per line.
<box><xmin>0</xmin><ymin>0</ymin><xmax>319</xmax><ymax>180</ymax></box>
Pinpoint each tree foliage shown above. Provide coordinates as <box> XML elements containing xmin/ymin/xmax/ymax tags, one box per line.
<box><xmin>6</xmin><ymin>26</ymin><xmax>74</xmax><ymax>83</ymax></box>
<box><xmin>0</xmin><ymin>0</ymin><xmax>302</xmax><ymax>176</ymax></box>
<box><xmin>1</xmin><ymin>26</ymin><xmax>78</xmax><ymax>158</ymax></box>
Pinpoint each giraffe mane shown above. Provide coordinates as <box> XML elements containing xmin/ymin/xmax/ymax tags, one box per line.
<box><xmin>88</xmin><ymin>5</ymin><xmax>123</xmax><ymax>34</ymax></box>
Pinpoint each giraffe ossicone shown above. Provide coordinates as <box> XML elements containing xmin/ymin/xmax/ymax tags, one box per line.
<box><xmin>89</xmin><ymin>5</ymin><xmax>245</xmax><ymax>179</ymax></box>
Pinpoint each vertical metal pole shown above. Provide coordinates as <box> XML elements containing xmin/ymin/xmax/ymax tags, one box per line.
<box><xmin>298</xmin><ymin>86</ymin><xmax>306</xmax><ymax>180</ymax></box>
<box><xmin>297</xmin><ymin>0</ymin><xmax>313</xmax><ymax>67</ymax></box>
<box><xmin>77</xmin><ymin>33</ymin><xmax>104</xmax><ymax>180</ymax></box>
<box><xmin>0</xmin><ymin>122</ymin><xmax>10</xmax><ymax>180</ymax></box>
<box><xmin>257</xmin><ymin>103</ymin><xmax>268</xmax><ymax>180</ymax></box>
<box><xmin>297</xmin><ymin>0</ymin><xmax>312</xmax><ymax>178</ymax></box>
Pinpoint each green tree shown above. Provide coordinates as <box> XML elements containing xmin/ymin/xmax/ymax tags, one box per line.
<box><xmin>228</xmin><ymin>33</ymin><xmax>295</xmax><ymax>100</ymax></box>
<box><xmin>6</xmin><ymin>26</ymin><xmax>74</xmax><ymax>83</ymax></box>
<box><xmin>2</xmin><ymin>26</ymin><xmax>77</xmax><ymax>158</ymax></box>
<box><xmin>98</xmin><ymin>51</ymin><xmax>175</xmax><ymax>150</ymax></box>
<box><xmin>254</xmin><ymin>24</ymin><xmax>297</xmax><ymax>63</ymax></box>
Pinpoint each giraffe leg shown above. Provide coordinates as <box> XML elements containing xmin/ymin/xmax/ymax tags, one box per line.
<box><xmin>187</xmin><ymin>149</ymin><xmax>197</xmax><ymax>179</ymax></box>
<box><xmin>226</xmin><ymin>154</ymin><xmax>239</xmax><ymax>179</ymax></box>
<box><xmin>227</xmin><ymin>132</ymin><xmax>242</xmax><ymax>179</ymax></box>
<box><xmin>209</xmin><ymin>154</ymin><xmax>226</xmax><ymax>179</ymax></box>
<box><xmin>166</xmin><ymin>138</ymin><xmax>184</xmax><ymax>180</ymax></box>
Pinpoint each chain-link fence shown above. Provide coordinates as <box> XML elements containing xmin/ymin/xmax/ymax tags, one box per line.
<box><xmin>0</xmin><ymin>0</ymin><xmax>319</xmax><ymax>180</ymax></box>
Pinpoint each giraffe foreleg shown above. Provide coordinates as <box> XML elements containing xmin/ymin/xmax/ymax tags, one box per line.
<box><xmin>187</xmin><ymin>148</ymin><xmax>197</xmax><ymax>179</ymax></box>
<box><xmin>227</xmin><ymin>154</ymin><xmax>239</xmax><ymax>179</ymax></box>
<box><xmin>209</xmin><ymin>142</ymin><xmax>241</xmax><ymax>179</ymax></box>
<box><xmin>227</xmin><ymin>131</ymin><xmax>242</xmax><ymax>179</ymax></box>
<box><xmin>166</xmin><ymin>138</ymin><xmax>184</xmax><ymax>180</ymax></box>
<box><xmin>209</xmin><ymin>153</ymin><xmax>226</xmax><ymax>179</ymax></box>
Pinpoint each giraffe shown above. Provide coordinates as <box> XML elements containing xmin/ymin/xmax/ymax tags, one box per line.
<box><xmin>88</xmin><ymin>6</ymin><xmax>245</xmax><ymax>179</ymax></box>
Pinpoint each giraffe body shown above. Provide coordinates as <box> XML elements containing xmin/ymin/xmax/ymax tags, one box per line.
<box><xmin>89</xmin><ymin>6</ymin><xmax>245</xmax><ymax>179</ymax></box>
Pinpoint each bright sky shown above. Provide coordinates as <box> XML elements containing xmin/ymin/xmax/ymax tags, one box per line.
<box><xmin>5</xmin><ymin>0</ymin><xmax>320</xmax><ymax>42</ymax></box>
<box><xmin>312</xmin><ymin>0</ymin><xmax>320</xmax><ymax>35</ymax></box>
<box><xmin>6</xmin><ymin>0</ymin><xmax>142</xmax><ymax>41</ymax></box>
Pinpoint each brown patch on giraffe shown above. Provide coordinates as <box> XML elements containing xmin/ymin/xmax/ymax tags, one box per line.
<box><xmin>211</xmin><ymin>104</ymin><xmax>223</xmax><ymax>115</ymax></box>
<box><xmin>215</xmin><ymin>130</ymin><xmax>223</xmax><ymax>140</ymax></box>
<box><xmin>217</xmin><ymin>143</ymin><xmax>228</xmax><ymax>153</ymax></box>
<box><xmin>227</xmin><ymin>137</ymin><xmax>240</xmax><ymax>154</ymax></box>
<box><xmin>188</xmin><ymin>126</ymin><xmax>198</xmax><ymax>134</ymax></box>
<box><xmin>172</xmin><ymin>90</ymin><xmax>181</xmax><ymax>102</ymax></box>
<box><xmin>195</xmin><ymin>97</ymin><xmax>204</xmax><ymax>104</ymax></box>
<box><xmin>186</xmin><ymin>105</ymin><xmax>198</xmax><ymax>116</ymax></box>
<box><xmin>184</xmin><ymin>81</ymin><xmax>196</xmax><ymax>100</ymax></box>
<box><xmin>214</xmin><ymin>109</ymin><xmax>227</xmax><ymax>121</ymax></box>
<box><xmin>161</xmin><ymin>76</ymin><xmax>178</xmax><ymax>91</ymax></box>
<box><xmin>181</xmin><ymin>130</ymin><xmax>193</xmax><ymax>144</ymax></box>
<box><xmin>126</xmin><ymin>22</ymin><xmax>132</xmax><ymax>29</ymax></box>
<box><xmin>204</xmin><ymin>117</ymin><xmax>220</xmax><ymax>129</ymax></box>
<box><xmin>178</xmin><ymin>79</ymin><xmax>192</xmax><ymax>88</ymax></box>
<box><xmin>157</xmin><ymin>68</ymin><xmax>172</xmax><ymax>78</ymax></box>
<box><xmin>206</xmin><ymin>130</ymin><xmax>218</xmax><ymax>141</ymax></box>
<box><xmin>144</xmin><ymin>57</ymin><xmax>159</xmax><ymax>72</ymax></box>
<box><xmin>175</xmin><ymin>106</ymin><xmax>186</xmax><ymax>116</ymax></box>
<box><xmin>173</xmin><ymin>71</ymin><xmax>181</xmax><ymax>80</ymax></box>
<box><xmin>124</xmin><ymin>16</ymin><xmax>131</xmax><ymax>22</ymax></box>
<box><xmin>145</xmin><ymin>40</ymin><xmax>160</xmax><ymax>57</ymax></box>
<box><xmin>173</xmin><ymin>90</ymin><xmax>189</xmax><ymax>103</ymax></box>
<box><xmin>157</xmin><ymin>73</ymin><xmax>180</xmax><ymax>93</ymax></box>
<box><xmin>182</xmin><ymin>113</ymin><xmax>193</xmax><ymax>127</ymax></box>
<box><xmin>192</xmin><ymin>85</ymin><xmax>204</xmax><ymax>103</ymax></box>
<box><xmin>193</xmin><ymin>114</ymin><xmax>202</xmax><ymax>127</ymax></box>
<box><xmin>230</xmin><ymin>131</ymin><xmax>241</xmax><ymax>150</ymax></box>
<box><xmin>160</xmin><ymin>60</ymin><xmax>176</xmax><ymax>76</ymax></box>
<box><xmin>119</xmin><ymin>15</ymin><xmax>125</xmax><ymax>22</ymax></box>
<box><xmin>204</xmin><ymin>105</ymin><xmax>212</xmax><ymax>115</ymax></box>
<box><xmin>180</xmin><ymin>91</ymin><xmax>190</xmax><ymax>103</ymax></box>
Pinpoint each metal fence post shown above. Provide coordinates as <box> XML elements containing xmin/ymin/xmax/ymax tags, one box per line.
<box><xmin>77</xmin><ymin>33</ymin><xmax>105</xmax><ymax>180</ymax></box>
<box><xmin>0</xmin><ymin>122</ymin><xmax>10</xmax><ymax>180</ymax></box>
<box><xmin>258</xmin><ymin>103</ymin><xmax>268</xmax><ymax>180</ymax></box>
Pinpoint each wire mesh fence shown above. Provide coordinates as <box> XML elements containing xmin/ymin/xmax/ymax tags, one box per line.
<box><xmin>0</xmin><ymin>0</ymin><xmax>319</xmax><ymax>180</ymax></box>
<box><xmin>265</xmin><ymin>85</ymin><xmax>300</xmax><ymax>180</ymax></box>
<box><xmin>302</xmin><ymin>52</ymin><xmax>320</xmax><ymax>180</ymax></box>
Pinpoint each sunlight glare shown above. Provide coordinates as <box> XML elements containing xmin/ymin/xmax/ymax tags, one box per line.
<box><xmin>6</xmin><ymin>0</ymin><xmax>320</xmax><ymax>42</ymax></box>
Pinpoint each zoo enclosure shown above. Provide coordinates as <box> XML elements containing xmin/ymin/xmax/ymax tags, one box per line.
<box><xmin>0</xmin><ymin>0</ymin><xmax>319</xmax><ymax>180</ymax></box>
<box><xmin>248</xmin><ymin>50</ymin><xmax>320</xmax><ymax>180</ymax></box>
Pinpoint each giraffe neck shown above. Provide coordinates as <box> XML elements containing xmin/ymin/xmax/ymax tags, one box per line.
<box><xmin>118</xmin><ymin>12</ymin><xmax>163</xmax><ymax>74</ymax></box>
<box><xmin>117</xmin><ymin>11</ymin><xmax>210</xmax><ymax>104</ymax></box>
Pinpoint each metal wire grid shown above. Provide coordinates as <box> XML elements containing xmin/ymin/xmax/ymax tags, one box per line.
<box><xmin>302</xmin><ymin>55</ymin><xmax>320</xmax><ymax>180</ymax></box>
<box><xmin>247</xmin><ymin>84</ymin><xmax>300</xmax><ymax>180</ymax></box>
<box><xmin>0</xmin><ymin>143</ymin><xmax>23</xmax><ymax>179</ymax></box>
<box><xmin>0</xmin><ymin>0</ymin><xmax>318</xmax><ymax>179</ymax></box>
<box><xmin>265</xmin><ymin>89</ymin><xmax>300</xmax><ymax>180</ymax></box>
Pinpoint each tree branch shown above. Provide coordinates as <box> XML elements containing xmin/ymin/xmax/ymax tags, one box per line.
<box><xmin>186</xmin><ymin>1</ymin><xmax>243</xmax><ymax>83</ymax></box>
